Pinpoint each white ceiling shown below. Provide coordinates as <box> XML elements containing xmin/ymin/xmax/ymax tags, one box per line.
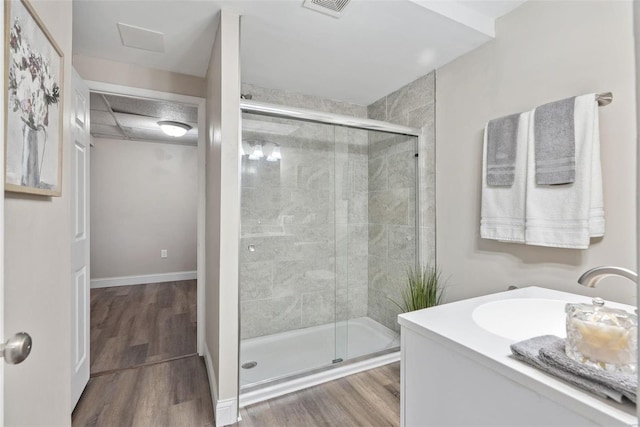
<box><xmin>73</xmin><ymin>0</ymin><xmax>527</xmax><ymax>106</ymax></box>
<box><xmin>458</xmin><ymin>0</ymin><xmax>527</xmax><ymax>19</ymax></box>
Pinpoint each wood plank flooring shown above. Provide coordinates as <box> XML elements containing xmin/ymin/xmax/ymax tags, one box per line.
<box><xmin>77</xmin><ymin>280</ymin><xmax>400</xmax><ymax>427</ymax></box>
<box><xmin>72</xmin><ymin>355</ymin><xmax>214</xmax><ymax>427</ymax></box>
<box><xmin>74</xmin><ymin>359</ymin><xmax>400</xmax><ymax>427</ymax></box>
<box><xmin>237</xmin><ymin>362</ymin><xmax>401</xmax><ymax>427</ymax></box>
<box><xmin>90</xmin><ymin>280</ymin><xmax>197</xmax><ymax>374</ymax></box>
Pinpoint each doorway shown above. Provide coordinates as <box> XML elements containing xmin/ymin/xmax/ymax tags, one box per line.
<box><xmin>71</xmin><ymin>81</ymin><xmax>206</xmax><ymax>417</ymax></box>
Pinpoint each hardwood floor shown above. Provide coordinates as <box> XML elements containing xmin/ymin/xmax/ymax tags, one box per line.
<box><xmin>73</xmin><ymin>359</ymin><xmax>400</xmax><ymax>427</ymax></box>
<box><xmin>77</xmin><ymin>280</ymin><xmax>400</xmax><ymax>427</ymax></box>
<box><xmin>237</xmin><ymin>362</ymin><xmax>401</xmax><ymax>427</ymax></box>
<box><xmin>72</xmin><ymin>355</ymin><xmax>214</xmax><ymax>426</ymax></box>
<box><xmin>90</xmin><ymin>280</ymin><xmax>197</xmax><ymax>374</ymax></box>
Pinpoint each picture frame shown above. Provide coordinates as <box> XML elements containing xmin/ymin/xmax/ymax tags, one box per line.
<box><xmin>4</xmin><ymin>0</ymin><xmax>64</xmax><ymax>196</ymax></box>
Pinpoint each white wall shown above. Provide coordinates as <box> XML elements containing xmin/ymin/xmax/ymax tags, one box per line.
<box><xmin>204</xmin><ymin>10</ymin><xmax>241</xmax><ymax>425</ymax></box>
<box><xmin>436</xmin><ymin>1</ymin><xmax>637</xmax><ymax>305</ymax></box>
<box><xmin>90</xmin><ymin>138</ymin><xmax>197</xmax><ymax>280</ymax></box>
<box><xmin>4</xmin><ymin>0</ymin><xmax>73</xmax><ymax>424</ymax></box>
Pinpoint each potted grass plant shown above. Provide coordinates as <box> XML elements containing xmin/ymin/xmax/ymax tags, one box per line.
<box><xmin>392</xmin><ymin>264</ymin><xmax>446</xmax><ymax>312</ymax></box>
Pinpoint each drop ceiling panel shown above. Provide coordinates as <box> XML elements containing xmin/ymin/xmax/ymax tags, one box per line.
<box><xmin>90</xmin><ymin>110</ymin><xmax>117</xmax><ymax>127</ymax></box>
<box><xmin>103</xmin><ymin>94</ymin><xmax>198</xmax><ymax>123</ymax></box>
<box><xmin>113</xmin><ymin>112</ymin><xmax>196</xmax><ymax>134</ymax></box>
<box><xmin>89</xmin><ymin>91</ymin><xmax>198</xmax><ymax>146</ymax></box>
<box><xmin>90</xmin><ymin>93</ymin><xmax>110</xmax><ymax>112</ymax></box>
<box><xmin>91</xmin><ymin>123</ymin><xmax>125</xmax><ymax>138</ymax></box>
<box><xmin>113</xmin><ymin>112</ymin><xmax>164</xmax><ymax>131</ymax></box>
<box><xmin>125</xmin><ymin>128</ymin><xmax>198</xmax><ymax>146</ymax></box>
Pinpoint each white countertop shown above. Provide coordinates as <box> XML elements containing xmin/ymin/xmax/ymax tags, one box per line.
<box><xmin>398</xmin><ymin>286</ymin><xmax>637</xmax><ymax>426</ymax></box>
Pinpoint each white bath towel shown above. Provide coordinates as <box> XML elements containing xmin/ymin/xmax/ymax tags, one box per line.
<box><xmin>588</xmin><ymin>97</ymin><xmax>605</xmax><ymax>238</ymax></box>
<box><xmin>525</xmin><ymin>94</ymin><xmax>604</xmax><ymax>248</ymax></box>
<box><xmin>481</xmin><ymin>112</ymin><xmax>530</xmax><ymax>243</ymax></box>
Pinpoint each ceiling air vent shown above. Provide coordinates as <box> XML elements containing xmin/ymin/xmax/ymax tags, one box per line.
<box><xmin>302</xmin><ymin>0</ymin><xmax>351</xmax><ymax>18</ymax></box>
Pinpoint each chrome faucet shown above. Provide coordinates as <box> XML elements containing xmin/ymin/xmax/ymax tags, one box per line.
<box><xmin>578</xmin><ymin>266</ymin><xmax>638</xmax><ymax>288</ymax></box>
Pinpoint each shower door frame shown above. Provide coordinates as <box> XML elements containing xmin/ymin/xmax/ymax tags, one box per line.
<box><xmin>238</xmin><ymin>99</ymin><xmax>423</xmax><ymax>399</ymax></box>
<box><xmin>240</xmin><ymin>100</ymin><xmax>422</xmax><ymax>137</ymax></box>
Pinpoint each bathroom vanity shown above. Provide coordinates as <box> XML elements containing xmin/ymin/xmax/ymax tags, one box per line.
<box><xmin>398</xmin><ymin>287</ymin><xmax>637</xmax><ymax>426</ymax></box>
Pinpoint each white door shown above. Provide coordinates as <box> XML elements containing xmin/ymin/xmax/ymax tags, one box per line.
<box><xmin>70</xmin><ymin>68</ymin><xmax>91</xmax><ymax>409</ymax></box>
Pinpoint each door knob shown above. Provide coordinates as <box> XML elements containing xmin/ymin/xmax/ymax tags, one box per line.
<box><xmin>1</xmin><ymin>332</ymin><xmax>32</xmax><ymax>364</ymax></box>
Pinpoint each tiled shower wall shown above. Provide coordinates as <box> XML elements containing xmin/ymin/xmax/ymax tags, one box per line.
<box><xmin>366</xmin><ymin>132</ymin><xmax>418</xmax><ymax>333</ymax></box>
<box><xmin>239</xmin><ymin>83</ymin><xmax>370</xmax><ymax>339</ymax></box>
<box><xmin>239</xmin><ymin>74</ymin><xmax>435</xmax><ymax>338</ymax></box>
<box><xmin>367</xmin><ymin>72</ymin><xmax>436</xmax><ymax>332</ymax></box>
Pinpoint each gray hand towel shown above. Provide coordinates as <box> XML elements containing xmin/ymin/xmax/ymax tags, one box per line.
<box><xmin>534</xmin><ymin>97</ymin><xmax>576</xmax><ymax>185</ymax></box>
<box><xmin>486</xmin><ymin>113</ymin><xmax>520</xmax><ymax>186</ymax></box>
<box><xmin>539</xmin><ymin>339</ymin><xmax>637</xmax><ymax>403</ymax></box>
<box><xmin>510</xmin><ymin>335</ymin><xmax>624</xmax><ymax>403</ymax></box>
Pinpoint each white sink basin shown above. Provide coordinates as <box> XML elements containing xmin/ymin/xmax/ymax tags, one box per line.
<box><xmin>472</xmin><ymin>298</ymin><xmax>568</xmax><ymax>341</ymax></box>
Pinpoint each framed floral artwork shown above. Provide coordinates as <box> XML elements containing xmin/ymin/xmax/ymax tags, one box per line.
<box><xmin>4</xmin><ymin>0</ymin><xmax>63</xmax><ymax>196</ymax></box>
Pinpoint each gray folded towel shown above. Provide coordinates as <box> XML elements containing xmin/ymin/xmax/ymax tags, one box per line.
<box><xmin>534</xmin><ymin>97</ymin><xmax>576</xmax><ymax>185</ymax></box>
<box><xmin>539</xmin><ymin>339</ymin><xmax>637</xmax><ymax>403</ymax></box>
<box><xmin>486</xmin><ymin>113</ymin><xmax>520</xmax><ymax>186</ymax></box>
<box><xmin>510</xmin><ymin>335</ymin><xmax>624</xmax><ymax>403</ymax></box>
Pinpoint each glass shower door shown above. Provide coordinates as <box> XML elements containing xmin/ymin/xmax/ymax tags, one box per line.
<box><xmin>334</xmin><ymin>127</ymin><xmax>418</xmax><ymax>364</ymax></box>
<box><xmin>239</xmin><ymin>112</ymin><xmax>342</xmax><ymax>388</ymax></box>
<box><xmin>239</xmin><ymin>110</ymin><xmax>418</xmax><ymax>390</ymax></box>
<box><xmin>333</xmin><ymin>125</ymin><xmax>370</xmax><ymax>364</ymax></box>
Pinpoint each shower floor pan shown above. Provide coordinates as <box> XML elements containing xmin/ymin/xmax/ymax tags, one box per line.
<box><xmin>239</xmin><ymin>316</ymin><xmax>400</xmax><ymax>406</ymax></box>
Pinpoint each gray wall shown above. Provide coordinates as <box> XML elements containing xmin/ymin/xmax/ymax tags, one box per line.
<box><xmin>74</xmin><ymin>54</ymin><xmax>206</xmax><ymax>98</ymax></box>
<box><xmin>4</xmin><ymin>0</ymin><xmax>73</xmax><ymax>423</ymax></box>
<box><xmin>239</xmin><ymin>84</ymin><xmax>370</xmax><ymax>339</ymax></box>
<box><xmin>90</xmin><ymin>138</ymin><xmax>197</xmax><ymax>280</ymax></box>
<box><xmin>367</xmin><ymin>72</ymin><xmax>436</xmax><ymax>332</ymax></box>
<box><xmin>436</xmin><ymin>0</ymin><xmax>637</xmax><ymax>305</ymax></box>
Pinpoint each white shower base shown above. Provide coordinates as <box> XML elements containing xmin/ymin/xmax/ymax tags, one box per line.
<box><xmin>239</xmin><ymin>316</ymin><xmax>400</xmax><ymax>406</ymax></box>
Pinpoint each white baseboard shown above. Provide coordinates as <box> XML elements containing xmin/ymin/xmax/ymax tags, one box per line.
<box><xmin>203</xmin><ymin>342</ymin><xmax>239</xmax><ymax>426</ymax></box>
<box><xmin>215</xmin><ymin>397</ymin><xmax>238</xmax><ymax>426</ymax></box>
<box><xmin>202</xmin><ymin>343</ymin><xmax>219</xmax><ymax>421</ymax></box>
<box><xmin>90</xmin><ymin>271</ymin><xmax>197</xmax><ymax>288</ymax></box>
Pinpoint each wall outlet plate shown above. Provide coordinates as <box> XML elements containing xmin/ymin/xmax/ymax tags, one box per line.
<box><xmin>161</xmin><ymin>249</ymin><xmax>168</xmax><ymax>258</ymax></box>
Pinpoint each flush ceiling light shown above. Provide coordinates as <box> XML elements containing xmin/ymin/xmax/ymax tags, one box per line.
<box><xmin>158</xmin><ymin>120</ymin><xmax>191</xmax><ymax>137</ymax></box>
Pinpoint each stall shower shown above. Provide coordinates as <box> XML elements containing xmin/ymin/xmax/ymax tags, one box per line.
<box><xmin>238</xmin><ymin>99</ymin><xmax>420</xmax><ymax>395</ymax></box>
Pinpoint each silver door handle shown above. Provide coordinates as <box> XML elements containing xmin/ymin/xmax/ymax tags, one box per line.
<box><xmin>1</xmin><ymin>332</ymin><xmax>32</xmax><ymax>364</ymax></box>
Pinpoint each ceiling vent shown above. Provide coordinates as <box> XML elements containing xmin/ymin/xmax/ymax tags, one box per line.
<box><xmin>117</xmin><ymin>23</ymin><xmax>165</xmax><ymax>53</ymax></box>
<box><xmin>302</xmin><ymin>0</ymin><xmax>351</xmax><ymax>18</ymax></box>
